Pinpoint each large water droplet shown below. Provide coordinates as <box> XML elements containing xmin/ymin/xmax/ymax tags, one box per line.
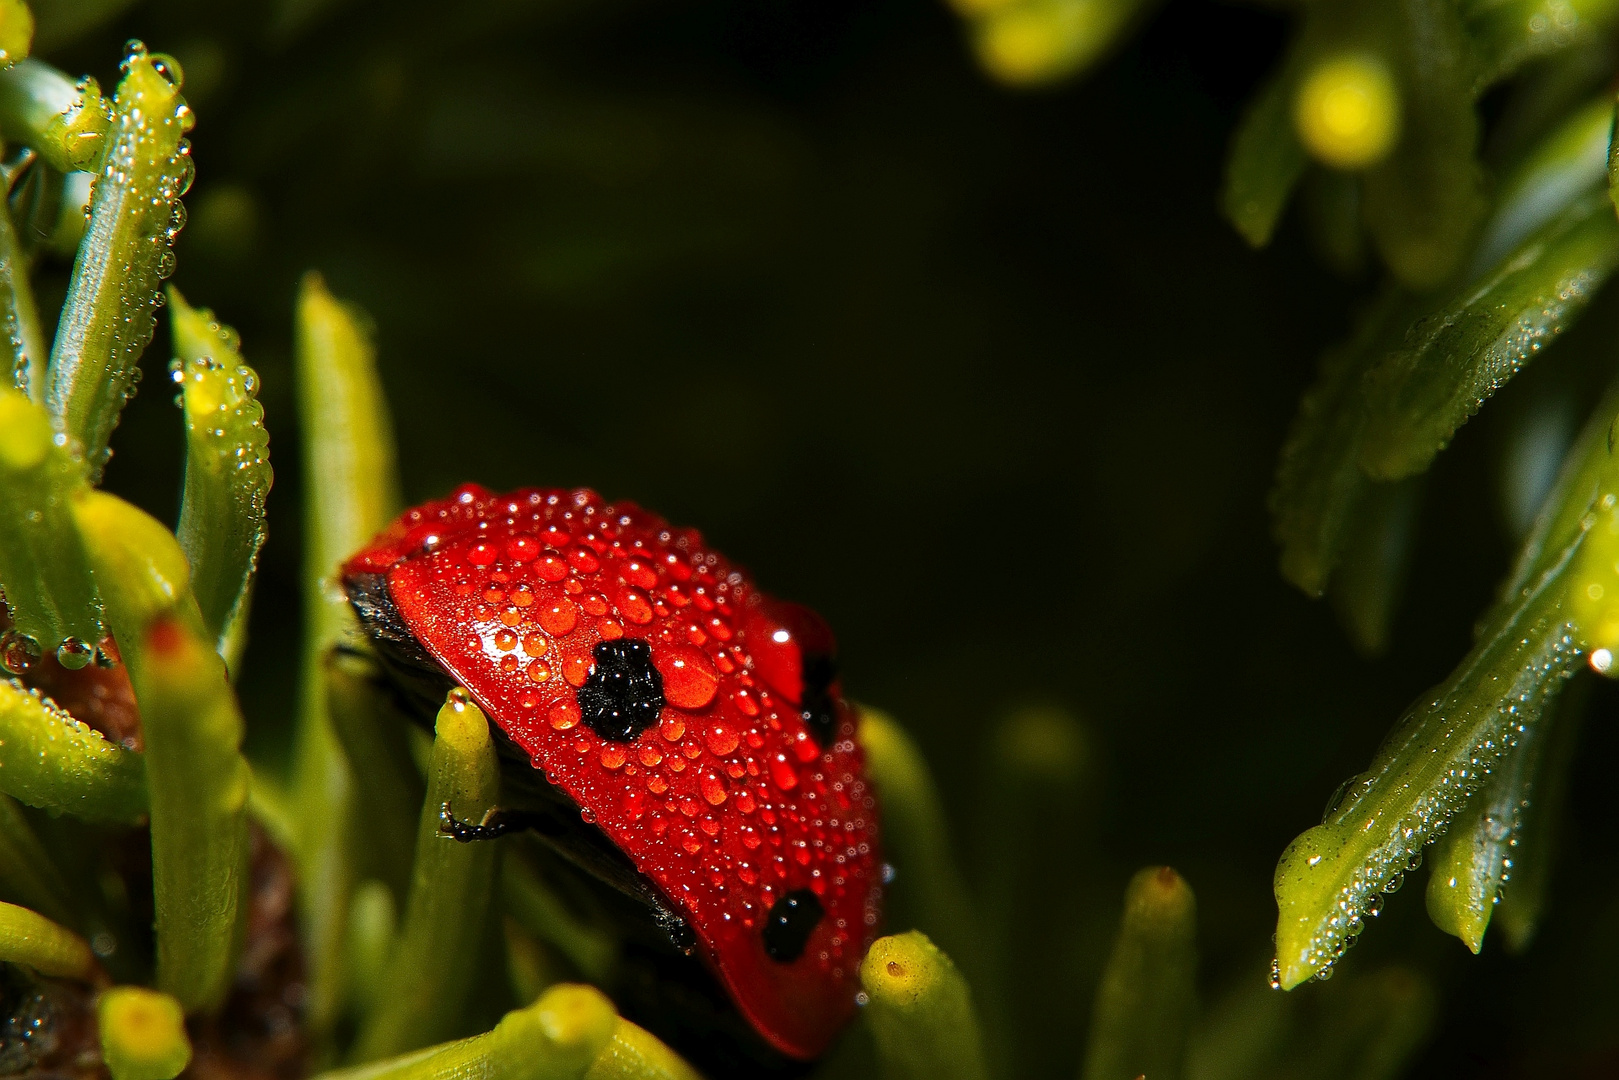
<box><xmin>56</xmin><ymin>638</ymin><xmax>94</xmax><ymax>670</ymax></box>
<box><xmin>0</xmin><ymin>631</ymin><xmax>42</xmax><ymax>674</ymax></box>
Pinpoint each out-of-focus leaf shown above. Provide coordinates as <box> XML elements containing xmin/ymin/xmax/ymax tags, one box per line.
<box><xmin>858</xmin><ymin>706</ymin><xmax>978</xmax><ymax>974</ymax></box>
<box><xmin>1082</xmin><ymin>867</ymin><xmax>1197</xmax><ymax>1080</ymax></box>
<box><xmin>1359</xmin><ymin>190</ymin><xmax>1619</xmax><ymax>479</ymax></box>
<box><xmin>1471</xmin><ymin>95</ymin><xmax>1612</xmax><ymax>276</ymax></box>
<box><xmin>325</xmin><ymin>651</ymin><xmax>424</xmax><ymax>907</ymax></box>
<box><xmin>169</xmin><ymin>289</ymin><xmax>271</xmax><ymax>671</ymax></box>
<box><xmin>1361</xmin><ymin>0</ymin><xmax>1486</xmax><ymax>289</ymax></box>
<box><xmin>0</xmin><ymin>794</ymin><xmax>77</xmax><ymax>925</ymax></box>
<box><xmin>1190</xmin><ymin>964</ymin><xmax>1435</xmax><ymax>1080</ymax></box>
<box><xmin>967</xmin><ymin>0</ymin><xmax>1151</xmax><ymax>88</ymax></box>
<box><xmin>46</xmin><ymin>47</ymin><xmax>191</xmax><ymax>479</ymax></box>
<box><xmin>1328</xmin><ymin>475</ymin><xmax>1421</xmax><ymax>655</ymax></box>
<box><xmin>0</xmin><ymin>0</ymin><xmax>31</xmax><ymax>64</ymax></box>
<box><xmin>0</xmin><ymin>164</ymin><xmax>46</xmax><ymax>402</ymax></box>
<box><xmin>1467</xmin><ymin>0</ymin><xmax>1619</xmax><ymax>92</ymax></box>
<box><xmin>1270</xmin><ymin>289</ymin><xmax>1414</xmax><ymax>596</ymax></box>
<box><xmin>1272</xmin><ymin>531</ymin><xmax>1583</xmax><ymax>988</ymax></box>
<box><xmin>98</xmin><ymin>988</ymin><xmax>192</xmax><ymax>1080</ymax></box>
<box><xmin>1222</xmin><ymin>71</ymin><xmax>1307</xmax><ymax>248</ymax></box>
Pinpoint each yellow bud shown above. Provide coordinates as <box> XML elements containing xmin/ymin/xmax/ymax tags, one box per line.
<box><xmin>1293</xmin><ymin>54</ymin><xmax>1401</xmax><ymax>170</ymax></box>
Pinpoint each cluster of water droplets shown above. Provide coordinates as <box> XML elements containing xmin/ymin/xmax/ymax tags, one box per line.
<box><xmin>169</xmin><ymin>336</ymin><xmax>270</xmax><ymax>484</ymax></box>
<box><xmin>57</xmin><ymin>41</ymin><xmax>193</xmax><ymax>478</ymax></box>
<box><xmin>1274</xmin><ymin>608</ymin><xmax>1581</xmax><ymax>987</ymax></box>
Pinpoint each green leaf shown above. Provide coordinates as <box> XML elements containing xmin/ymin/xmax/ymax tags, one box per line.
<box><xmin>46</xmin><ymin>47</ymin><xmax>191</xmax><ymax>479</ymax></box>
<box><xmin>318</xmin><ymin>985</ymin><xmax>618</xmax><ymax>1080</ymax></box>
<box><xmin>354</xmin><ymin>691</ymin><xmax>501</xmax><ymax>1061</ymax></box>
<box><xmin>98</xmin><ymin>988</ymin><xmax>193</xmax><ymax>1080</ymax></box>
<box><xmin>1359</xmin><ymin>190</ymin><xmax>1619</xmax><ymax>480</ymax></box>
<box><xmin>325</xmin><ymin>651</ymin><xmax>425</xmax><ymax>908</ymax></box>
<box><xmin>1082</xmin><ymin>866</ymin><xmax>1198</xmax><ymax>1080</ymax></box>
<box><xmin>1470</xmin><ymin>95</ymin><xmax>1613</xmax><ymax>277</ymax></box>
<box><xmin>857</xmin><ymin>706</ymin><xmax>978</xmax><ymax>973</ymax></box>
<box><xmin>1327</xmin><ymin>475</ymin><xmax>1422</xmax><ymax>655</ymax></box>
<box><xmin>0</xmin><ymin>164</ymin><xmax>47</xmax><ymax>402</ymax></box>
<box><xmin>0</xmin><ymin>59</ymin><xmax>110</xmax><ymax>173</ymax></box>
<box><xmin>0</xmin><ymin>388</ymin><xmax>102</xmax><ymax>663</ymax></box>
<box><xmin>1466</xmin><ymin>0</ymin><xmax>1619</xmax><ymax>92</ymax></box>
<box><xmin>1424</xmin><ymin>669</ymin><xmax>1586</xmax><ymax>953</ymax></box>
<box><xmin>0</xmin><ymin>677</ymin><xmax>146</xmax><ymax>821</ymax></box>
<box><xmin>1269</xmin><ymin>289</ymin><xmax>1414</xmax><ymax>596</ymax></box>
<box><xmin>292</xmin><ymin>270</ymin><xmax>401</xmax><ymax>1040</ymax></box>
<box><xmin>859</xmin><ymin>931</ymin><xmax>988</xmax><ymax>1080</ymax></box>
<box><xmin>169</xmin><ymin>288</ymin><xmax>271</xmax><ymax>672</ymax></box>
<box><xmin>1271</xmin><ymin>534</ymin><xmax>1583</xmax><ymax>989</ymax></box>
<box><xmin>1494</xmin><ymin>674</ymin><xmax>1587</xmax><ymax>951</ymax></box>
<box><xmin>1221</xmin><ymin>70</ymin><xmax>1308</xmax><ymax>248</ymax></box>
<box><xmin>583</xmin><ymin>1020</ymin><xmax>703</xmax><ymax>1080</ymax></box>
<box><xmin>1361</xmin><ymin>0</ymin><xmax>1486</xmax><ymax>289</ymax></box>
<box><xmin>0</xmin><ymin>899</ymin><xmax>95</xmax><ymax>979</ymax></box>
<box><xmin>503</xmin><ymin>854</ymin><xmax>619</xmax><ymax>988</ymax></box>
<box><xmin>75</xmin><ymin>490</ymin><xmax>250</xmax><ymax>1013</ymax></box>
<box><xmin>0</xmin><ymin>0</ymin><xmax>31</xmax><ymax>64</ymax></box>
<box><xmin>0</xmin><ymin>794</ymin><xmax>79</xmax><ymax>924</ymax></box>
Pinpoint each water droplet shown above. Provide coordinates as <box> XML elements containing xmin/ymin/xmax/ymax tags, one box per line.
<box><xmin>701</xmin><ymin>771</ymin><xmax>728</xmax><ymax>806</ymax></box>
<box><xmin>770</xmin><ymin>754</ymin><xmax>799</xmax><ymax>791</ymax></box>
<box><xmin>56</xmin><ymin>638</ymin><xmax>94</xmax><ymax>670</ymax></box>
<box><xmin>0</xmin><ymin>631</ymin><xmax>42</xmax><ymax>674</ymax></box>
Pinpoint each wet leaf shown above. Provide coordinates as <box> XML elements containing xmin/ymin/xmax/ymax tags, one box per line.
<box><xmin>1359</xmin><ymin>190</ymin><xmax>1619</xmax><ymax>479</ymax></box>
<box><xmin>169</xmin><ymin>288</ymin><xmax>271</xmax><ymax>672</ymax></box>
<box><xmin>46</xmin><ymin>48</ymin><xmax>190</xmax><ymax>479</ymax></box>
<box><xmin>1272</xmin><ymin>535</ymin><xmax>1583</xmax><ymax>988</ymax></box>
<box><xmin>1221</xmin><ymin>71</ymin><xmax>1307</xmax><ymax>249</ymax></box>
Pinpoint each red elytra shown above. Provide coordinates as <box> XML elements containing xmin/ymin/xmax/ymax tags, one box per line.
<box><xmin>341</xmin><ymin>484</ymin><xmax>882</xmax><ymax>1060</ymax></box>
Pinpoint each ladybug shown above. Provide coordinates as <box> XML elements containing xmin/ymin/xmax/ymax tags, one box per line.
<box><xmin>341</xmin><ymin>485</ymin><xmax>882</xmax><ymax>1070</ymax></box>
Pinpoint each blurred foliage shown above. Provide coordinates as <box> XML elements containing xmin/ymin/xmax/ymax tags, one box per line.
<box><xmin>0</xmin><ymin>0</ymin><xmax>1618</xmax><ymax>1076</ymax></box>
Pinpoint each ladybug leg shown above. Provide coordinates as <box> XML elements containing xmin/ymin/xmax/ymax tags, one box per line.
<box><xmin>437</xmin><ymin>803</ymin><xmax>549</xmax><ymax>842</ymax></box>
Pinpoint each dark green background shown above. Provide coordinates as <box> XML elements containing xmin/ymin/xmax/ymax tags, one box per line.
<box><xmin>40</xmin><ymin>0</ymin><xmax>1619</xmax><ymax>1074</ymax></box>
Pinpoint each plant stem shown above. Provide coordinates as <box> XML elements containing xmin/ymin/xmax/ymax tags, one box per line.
<box><xmin>858</xmin><ymin>931</ymin><xmax>987</xmax><ymax>1080</ymax></box>
<box><xmin>292</xmin><ymin>271</ymin><xmax>400</xmax><ymax>1044</ymax></box>
<box><xmin>75</xmin><ymin>490</ymin><xmax>249</xmax><ymax>1013</ymax></box>
<box><xmin>324</xmin><ymin>985</ymin><xmax>617</xmax><ymax>1080</ymax></box>
<box><xmin>0</xmin><ymin>898</ymin><xmax>95</xmax><ymax>979</ymax></box>
<box><xmin>1082</xmin><ymin>866</ymin><xmax>1198</xmax><ymax>1080</ymax></box>
<box><xmin>353</xmin><ymin>691</ymin><xmax>500</xmax><ymax>1061</ymax></box>
<box><xmin>0</xmin><ymin>678</ymin><xmax>145</xmax><ymax>821</ymax></box>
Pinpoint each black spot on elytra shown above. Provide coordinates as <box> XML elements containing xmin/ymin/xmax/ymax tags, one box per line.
<box><xmin>800</xmin><ymin>651</ymin><xmax>837</xmax><ymax>747</ymax></box>
<box><xmin>577</xmin><ymin>639</ymin><xmax>664</xmax><ymax>742</ymax></box>
<box><xmin>762</xmin><ymin>888</ymin><xmax>823</xmax><ymax>962</ymax></box>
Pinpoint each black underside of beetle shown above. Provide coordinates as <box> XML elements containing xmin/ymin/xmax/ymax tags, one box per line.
<box><xmin>342</xmin><ymin>572</ymin><xmax>814</xmax><ymax>1077</ymax></box>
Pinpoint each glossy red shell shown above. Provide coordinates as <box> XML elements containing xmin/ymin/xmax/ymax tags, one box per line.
<box><xmin>342</xmin><ymin>484</ymin><xmax>882</xmax><ymax>1060</ymax></box>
